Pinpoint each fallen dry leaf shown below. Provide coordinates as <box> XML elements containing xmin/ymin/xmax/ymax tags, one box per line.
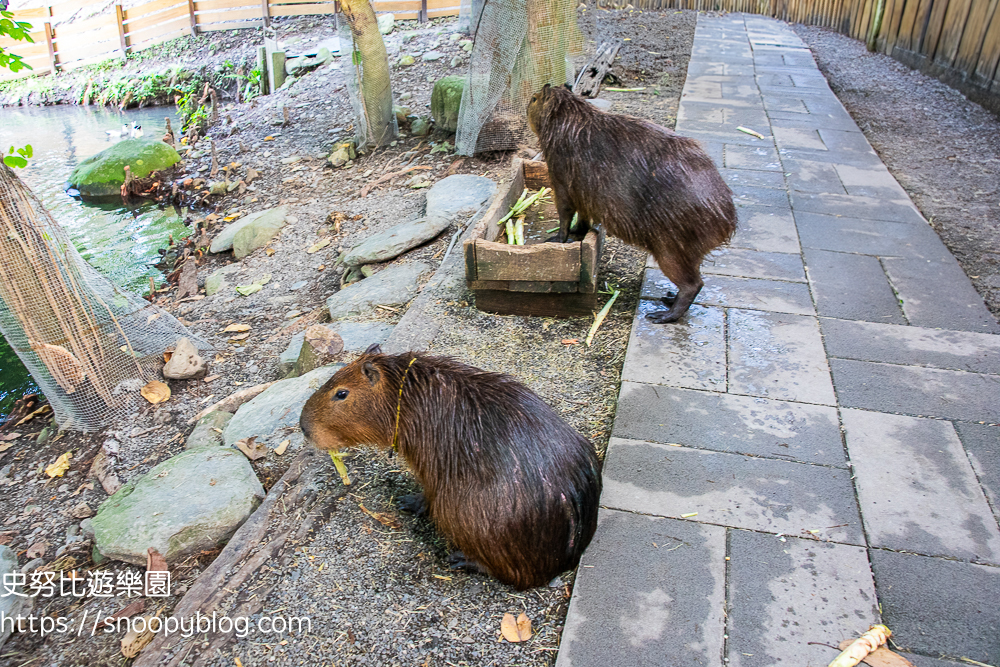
<box><xmin>501</xmin><ymin>612</ymin><xmax>532</xmax><ymax>642</ymax></box>
<box><xmin>121</xmin><ymin>614</ymin><xmax>157</xmax><ymax>657</ymax></box>
<box><xmin>90</xmin><ymin>451</ymin><xmax>122</xmax><ymax>495</ymax></box>
<box><xmin>0</xmin><ymin>442</ymin><xmax>13</xmax><ymax>454</ymax></box>
<box><xmin>234</xmin><ymin>437</ymin><xmax>268</xmax><ymax>461</ymax></box>
<box><xmin>26</xmin><ymin>541</ymin><xmax>48</xmax><ymax>559</ymax></box>
<box><xmin>561</xmin><ymin>338</ymin><xmax>579</xmax><ymax>345</ymax></box>
<box><xmin>15</xmin><ymin>404</ymin><xmax>51</xmax><ymax>426</ymax></box>
<box><xmin>265</xmin><ymin>247</ymin><xmax>275</xmax><ymax>256</ymax></box>
<box><xmin>45</xmin><ymin>452</ymin><xmax>72</xmax><ymax>478</ymax></box>
<box><xmin>359</xmin><ymin>503</ymin><xmax>402</xmax><ymax>529</ymax></box>
<box><xmin>273</xmin><ymin>439</ymin><xmax>290</xmax><ymax>456</ymax></box>
<box><xmin>102</xmin><ymin>599</ymin><xmax>145</xmax><ymax>629</ymax></box>
<box><xmin>0</xmin><ymin>433</ymin><xmax>20</xmax><ymax>441</ymax></box>
<box><xmin>228</xmin><ymin>332</ymin><xmax>251</xmax><ymax>342</ymax></box>
<box><xmin>307</xmin><ymin>238</ymin><xmax>331</xmax><ymax>253</ymax></box>
<box><xmin>223</xmin><ymin>323</ymin><xmax>251</xmax><ymax>333</ymax></box>
<box><xmin>140</xmin><ymin>381</ymin><xmax>170</xmax><ymax>404</ymax></box>
<box><xmin>146</xmin><ymin>547</ymin><xmax>168</xmax><ymax>573</ymax></box>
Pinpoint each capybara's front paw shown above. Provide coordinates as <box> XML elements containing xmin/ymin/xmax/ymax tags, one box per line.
<box><xmin>545</xmin><ymin>235</ymin><xmax>570</xmax><ymax>243</ymax></box>
<box><xmin>660</xmin><ymin>291</ymin><xmax>677</xmax><ymax>307</ymax></box>
<box><xmin>646</xmin><ymin>309</ymin><xmax>683</xmax><ymax>324</ymax></box>
<box><xmin>447</xmin><ymin>550</ymin><xmax>488</xmax><ymax>575</ymax></box>
<box><xmin>398</xmin><ymin>492</ymin><xmax>428</xmax><ymax>516</ymax></box>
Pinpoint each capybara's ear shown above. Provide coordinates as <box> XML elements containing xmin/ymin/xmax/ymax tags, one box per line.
<box><xmin>362</xmin><ymin>361</ymin><xmax>380</xmax><ymax>386</ymax></box>
<box><xmin>542</xmin><ymin>83</ymin><xmax>551</xmax><ymax>92</ymax></box>
<box><xmin>364</xmin><ymin>343</ymin><xmax>382</xmax><ymax>355</ymax></box>
<box><xmin>563</xmin><ymin>83</ymin><xmax>572</xmax><ymax>91</ymax></box>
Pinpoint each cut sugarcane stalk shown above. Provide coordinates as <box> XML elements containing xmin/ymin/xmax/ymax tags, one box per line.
<box><xmin>330</xmin><ymin>451</ymin><xmax>352</xmax><ymax>486</ymax></box>
<box><xmin>514</xmin><ymin>216</ymin><xmax>525</xmax><ymax>245</ymax></box>
<box><xmin>586</xmin><ymin>289</ymin><xmax>620</xmax><ymax>347</ymax></box>
<box><xmin>505</xmin><ymin>219</ymin><xmax>516</xmax><ymax>245</ymax></box>
<box><xmin>828</xmin><ymin>625</ymin><xmax>892</xmax><ymax>667</ymax></box>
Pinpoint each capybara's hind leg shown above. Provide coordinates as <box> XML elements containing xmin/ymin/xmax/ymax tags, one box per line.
<box><xmin>647</xmin><ymin>256</ymin><xmax>703</xmax><ymax>324</ymax></box>
<box><xmin>398</xmin><ymin>492</ymin><xmax>428</xmax><ymax>516</ymax></box>
<box><xmin>448</xmin><ymin>550</ymin><xmax>490</xmax><ymax>575</ymax></box>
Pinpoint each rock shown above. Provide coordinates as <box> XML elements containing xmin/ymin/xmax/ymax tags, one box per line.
<box><xmin>67</xmin><ymin>139</ymin><xmax>181</xmax><ymax>198</ymax></box>
<box><xmin>210</xmin><ymin>205</ymin><xmax>288</xmax><ymax>254</ymax></box>
<box><xmin>317</xmin><ymin>47</ymin><xmax>333</xmax><ymax>64</ymax></box>
<box><xmin>431</xmin><ymin>75</ymin><xmax>465</xmax><ymax>132</ymax></box>
<box><xmin>327</xmin><ymin>140</ymin><xmax>357</xmax><ymax>168</ymax></box>
<box><xmin>286</xmin><ymin>53</ymin><xmax>326</xmax><ymax>76</ymax></box>
<box><xmin>71</xmin><ymin>501</ymin><xmax>93</xmax><ymax>519</ymax></box>
<box><xmin>377</xmin><ymin>12</ymin><xmax>395</xmax><ymax>34</ymax></box>
<box><xmin>587</xmin><ymin>98</ymin><xmax>612</xmax><ymax>112</ymax></box>
<box><xmin>424</xmin><ymin>173</ymin><xmax>498</xmax><ymax>222</ymax></box>
<box><xmin>1</xmin><ymin>545</ymin><xmax>32</xmax><ymax>648</ymax></box>
<box><xmin>209</xmin><ymin>181</ymin><xmax>228</xmax><ymax>195</ymax></box>
<box><xmin>411</xmin><ymin>116</ymin><xmax>432</xmax><ymax>136</ymax></box>
<box><xmin>205</xmin><ymin>263</ymin><xmax>242</xmax><ymax>296</ymax></box>
<box><xmin>401</xmin><ymin>31</ymin><xmax>417</xmax><ymax>44</ymax></box>
<box><xmin>290</xmin><ymin>280</ymin><xmax>308</xmax><ymax>290</ymax></box>
<box><xmin>87</xmin><ymin>447</ymin><xmax>264</xmax><ymax>566</ymax></box>
<box><xmin>450</xmin><ymin>56</ymin><xmax>463</xmax><ymax>68</ymax></box>
<box><xmin>326</xmin><ymin>261</ymin><xmax>432</xmax><ymax>320</ymax></box>
<box><xmin>460</xmin><ymin>39</ymin><xmax>474</xmax><ymax>52</ymax></box>
<box><xmin>422</xmin><ymin>50</ymin><xmax>443</xmax><ymax>62</ymax></box>
<box><xmin>449</xmin><ymin>33</ymin><xmax>462</xmax><ymax>41</ymax></box>
<box><xmin>186</xmin><ymin>411</ymin><xmax>233</xmax><ymax>449</ymax></box>
<box><xmin>398</xmin><ymin>54</ymin><xmax>415</xmax><ymax>67</ymax></box>
<box><xmin>279</xmin><ymin>322</ymin><xmax>395</xmax><ymax>374</ymax></box>
<box><xmin>342</xmin><ymin>216</ymin><xmax>452</xmax><ymax>266</ymax></box>
<box><xmin>163</xmin><ymin>337</ymin><xmax>207</xmax><ymax>380</ymax></box>
<box><xmin>394</xmin><ymin>104</ymin><xmax>411</xmax><ymax>126</ymax></box>
<box><xmin>293</xmin><ymin>326</ymin><xmax>345</xmax><ymax>377</ymax></box>
<box><xmin>398</xmin><ymin>92</ymin><xmax>412</xmax><ymax>101</ymax></box>
<box><xmin>224</xmin><ymin>365</ymin><xmax>342</xmax><ymax>447</ymax></box>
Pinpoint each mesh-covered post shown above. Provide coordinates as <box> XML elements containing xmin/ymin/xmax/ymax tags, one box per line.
<box><xmin>0</xmin><ymin>164</ymin><xmax>209</xmax><ymax>432</ymax></box>
<box><xmin>339</xmin><ymin>0</ymin><xmax>397</xmax><ymax>148</ymax></box>
<box><xmin>455</xmin><ymin>0</ymin><xmax>582</xmax><ymax>155</ymax></box>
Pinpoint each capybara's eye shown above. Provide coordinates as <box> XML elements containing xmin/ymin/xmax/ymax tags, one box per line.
<box><xmin>334</xmin><ymin>389</ymin><xmax>349</xmax><ymax>400</ymax></box>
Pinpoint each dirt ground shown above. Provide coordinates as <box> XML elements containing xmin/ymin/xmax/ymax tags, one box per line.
<box><xmin>796</xmin><ymin>24</ymin><xmax>1000</xmax><ymax>319</ymax></box>
<box><xmin>0</xmin><ymin>8</ymin><xmax>695</xmax><ymax>667</ymax></box>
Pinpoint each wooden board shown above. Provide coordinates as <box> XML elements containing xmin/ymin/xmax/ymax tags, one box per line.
<box><xmin>473</xmin><ymin>290</ymin><xmax>598</xmax><ymax>318</ymax></box>
<box><xmin>934</xmin><ymin>0</ymin><xmax>974</xmax><ymax>67</ymax></box>
<box><xmin>954</xmin><ymin>0</ymin><xmax>997</xmax><ymax>72</ymax></box>
<box><xmin>973</xmin><ymin>0</ymin><xmax>1000</xmax><ymax>82</ymax></box>
<box><xmin>474</xmin><ymin>243</ymin><xmax>582</xmax><ymax>282</ymax></box>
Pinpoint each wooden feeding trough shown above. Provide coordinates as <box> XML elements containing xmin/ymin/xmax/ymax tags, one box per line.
<box><xmin>463</xmin><ymin>159</ymin><xmax>605</xmax><ymax>317</ymax></box>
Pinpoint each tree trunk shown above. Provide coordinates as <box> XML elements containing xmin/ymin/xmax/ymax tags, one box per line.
<box><xmin>341</xmin><ymin>0</ymin><xmax>396</xmax><ymax>147</ymax></box>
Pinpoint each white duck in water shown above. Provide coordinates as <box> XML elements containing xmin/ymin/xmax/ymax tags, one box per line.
<box><xmin>130</xmin><ymin>124</ymin><xmax>143</xmax><ymax>138</ymax></box>
<box><xmin>105</xmin><ymin>123</ymin><xmax>129</xmax><ymax>138</ymax></box>
<box><xmin>105</xmin><ymin>122</ymin><xmax>143</xmax><ymax>139</ymax></box>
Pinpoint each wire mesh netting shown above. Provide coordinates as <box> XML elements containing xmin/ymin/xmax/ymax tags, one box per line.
<box><xmin>0</xmin><ymin>164</ymin><xmax>210</xmax><ymax>432</ymax></box>
<box><xmin>455</xmin><ymin>0</ymin><xmax>583</xmax><ymax>155</ymax></box>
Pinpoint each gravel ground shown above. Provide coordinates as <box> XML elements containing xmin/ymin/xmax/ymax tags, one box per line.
<box><xmin>0</xmin><ymin>8</ymin><xmax>695</xmax><ymax>667</ymax></box>
<box><xmin>796</xmin><ymin>24</ymin><xmax>1000</xmax><ymax>320</ymax></box>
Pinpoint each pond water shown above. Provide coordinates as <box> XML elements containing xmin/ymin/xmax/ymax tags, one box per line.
<box><xmin>0</xmin><ymin>105</ymin><xmax>189</xmax><ymax>418</ymax></box>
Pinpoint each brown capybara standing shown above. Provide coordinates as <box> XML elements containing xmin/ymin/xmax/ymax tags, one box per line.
<box><xmin>299</xmin><ymin>345</ymin><xmax>602</xmax><ymax>590</ymax></box>
<box><xmin>527</xmin><ymin>83</ymin><xmax>738</xmax><ymax>323</ymax></box>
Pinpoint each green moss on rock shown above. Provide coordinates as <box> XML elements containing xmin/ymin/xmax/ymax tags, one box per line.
<box><xmin>68</xmin><ymin>138</ymin><xmax>180</xmax><ymax>197</ymax></box>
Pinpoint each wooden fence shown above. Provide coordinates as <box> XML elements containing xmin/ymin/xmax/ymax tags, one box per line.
<box><xmin>597</xmin><ymin>0</ymin><xmax>1000</xmax><ymax>112</ymax></box>
<box><xmin>0</xmin><ymin>0</ymin><xmax>461</xmax><ymax>81</ymax></box>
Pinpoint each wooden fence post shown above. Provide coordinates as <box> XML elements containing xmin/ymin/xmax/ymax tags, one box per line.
<box><xmin>44</xmin><ymin>21</ymin><xmax>57</xmax><ymax>73</ymax></box>
<box><xmin>262</xmin><ymin>0</ymin><xmax>271</xmax><ymax>27</ymax></box>
<box><xmin>419</xmin><ymin>0</ymin><xmax>428</xmax><ymax>22</ymax></box>
<box><xmin>187</xmin><ymin>0</ymin><xmax>198</xmax><ymax>36</ymax></box>
<box><xmin>115</xmin><ymin>4</ymin><xmax>128</xmax><ymax>56</ymax></box>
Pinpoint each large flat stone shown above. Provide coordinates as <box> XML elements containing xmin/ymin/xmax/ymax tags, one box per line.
<box><xmin>954</xmin><ymin>422</ymin><xmax>1000</xmax><ymax>527</ymax></box>
<box><xmin>882</xmin><ymin>257</ymin><xmax>1000</xmax><ymax>333</ymax></box>
<box><xmin>621</xmin><ymin>301</ymin><xmax>726</xmax><ymax>391</ymax></box>
<box><xmin>612</xmin><ymin>382</ymin><xmax>845</xmax><ymax>466</ymax></box>
<box><xmin>834</xmin><ymin>163</ymin><xmax>909</xmax><ymax>198</ymax></box>
<box><xmin>1</xmin><ymin>545</ymin><xmax>32</xmax><ymax>647</ymax></box>
<box><xmin>830</xmin><ymin>359</ymin><xmax>1000</xmax><ymax>423</ymax></box>
<box><xmin>726</xmin><ymin>530</ymin><xmax>879</xmax><ymax>667</ymax></box>
<box><xmin>781</xmin><ymin>156</ymin><xmax>848</xmax><ymax>194</ymax></box>
<box><xmin>556</xmin><ymin>510</ymin><xmax>726</xmax><ymax>667</ymax></box>
<box><xmin>842</xmin><ymin>409</ymin><xmax>1000</xmax><ymax>563</ymax></box>
<box><xmin>326</xmin><ymin>261</ymin><xmax>432</xmax><ymax>320</ymax></box>
<box><xmin>210</xmin><ymin>205</ymin><xmax>289</xmax><ymax>254</ymax></box>
<box><xmin>602</xmin><ymin>437</ymin><xmax>864</xmax><ymax>543</ymax></box>
<box><xmin>802</xmin><ymin>248</ymin><xmax>906</xmax><ymax>324</ymax></box>
<box><xmin>719</xmin><ymin>167</ymin><xmax>786</xmax><ymax>189</ymax></box>
<box><xmin>730</xmin><ymin>205</ymin><xmax>800</xmax><ymax>253</ymax></box>
<box><xmin>869</xmin><ymin>549</ymin><xmax>1000</xmax><ymax>663</ymax></box>
<box><xmin>731</xmin><ymin>184</ymin><xmax>791</xmax><ymax>208</ymax></box>
<box><xmin>728</xmin><ymin>309</ymin><xmax>835</xmax><ymax>405</ymax></box>
<box><xmin>424</xmin><ymin>174</ymin><xmax>497</xmax><ymax>221</ymax></box>
<box><xmin>820</xmin><ymin>318</ymin><xmax>1000</xmax><ymax>374</ymax></box>
<box><xmin>643</xmin><ymin>267</ymin><xmax>813</xmax><ymax>314</ymax></box>
<box><xmin>341</xmin><ymin>216</ymin><xmax>454</xmax><ymax>267</ymax></box>
<box><xmin>795</xmin><ymin>211</ymin><xmax>953</xmax><ymax>261</ymax></box>
<box><xmin>224</xmin><ymin>364</ymin><xmax>341</xmax><ymax>447</ymax></box>
<box><xmin>278</xmin><ymin>321</ymin><xmax>394</xmax><ymax>374</ymax></box>
<box><xmin>724</xmin><ymin>142</ymin><xmax>782</xmax><ymax>171</ymax></box>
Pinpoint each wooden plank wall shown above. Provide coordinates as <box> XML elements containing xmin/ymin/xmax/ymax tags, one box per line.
<box><xmin>0</xmin><ymin>0</ymin><xmax>458</xmax><ymax>81</ymax></box>
<box><xmin>592</xmin><ymin>0</ymin><xmax>1000</xmax><ymax>111</ymax></box>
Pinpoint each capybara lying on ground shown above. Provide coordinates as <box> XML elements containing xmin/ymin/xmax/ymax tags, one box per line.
<box><xmin>299</xmin><ymin>345</ymin><xmax>602</xmax><ymax>590</ymax></box>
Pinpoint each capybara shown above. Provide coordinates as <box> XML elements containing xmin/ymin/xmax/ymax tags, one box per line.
<box><xmin>299</xmin><ymin>345</ymin><xmax>601</xmax><ymax>590</ymax></box>
<box><xmin>527</xmin><ymin>83</ymin><xmax>738</xmax><ymax>323</ymax></box>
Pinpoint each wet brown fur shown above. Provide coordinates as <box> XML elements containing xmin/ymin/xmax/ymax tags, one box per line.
<box><xmin>299</xmin><ymin>349</ymin><xmax>602</xmax><ymax>590</ymax></box>
<box><xmin>527</xmin><ymin>84</ymin><xmax>738</xmax><ymax>322</ymax></box>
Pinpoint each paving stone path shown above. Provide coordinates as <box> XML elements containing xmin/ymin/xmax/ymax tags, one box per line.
<box><xmin>556</xmin><ymin>14</ymin><xmax>1000</xmax><ymax>667</ymax></box>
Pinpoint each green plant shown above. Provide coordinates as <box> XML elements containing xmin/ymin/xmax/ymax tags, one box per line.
<box><xmin>1</xmin><ymin>10</ymin><xmax>32</xmax><ymax>166</ymax></box>
<box><xmin>4</xmin><ymin>144</ymin><xmax>32</xmax><ymax>168</ymax></box>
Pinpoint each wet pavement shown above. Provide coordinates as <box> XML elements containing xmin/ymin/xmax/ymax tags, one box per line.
<box><xmin>555</xmin><ymin>13</ymin><xmax>1000</xmax><ymax>667</ymax></box>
